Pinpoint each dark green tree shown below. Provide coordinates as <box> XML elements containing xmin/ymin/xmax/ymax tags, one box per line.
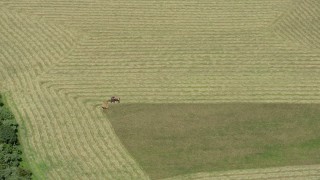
<box><xmin>0</xmin><ymin>107</ymin><xmax>14</xmax><ymax>121</ymax></box>
<box><xmin>0</xmin><ymin>94</ymin><xmax>32</xmax><ymax>179</ymax></box>
<box><xmin>0</xmin><ymin>125</ymin><xmax>18</xmax><ymax>145</ymax></box>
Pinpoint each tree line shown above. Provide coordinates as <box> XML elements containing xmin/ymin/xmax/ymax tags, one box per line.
<box><xmin>0</xmin><ymin>94</ymin><xmax>32</xmax><ymax>179</ymax></box>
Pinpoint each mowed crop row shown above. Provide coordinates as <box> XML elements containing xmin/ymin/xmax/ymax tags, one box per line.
<box><xmin>0</xmin><ymin>4</ymin><xmax>147</xmax><ymax>180</ymax></box>
<box><xmin>38</xmin><ymin>32</ymin><xmax>320</xmax><ymax>103</ymax></box>
<box><xmin>1</xmin><ymin>0</ymin><xmax>320</xmax><ymax>179</ymax></box>
<box><xmin>273</xmin><ymin>0</ymin><xmax>320</xmax><ymax>49</ymax></box>
<box><xmin>6</xmin><ymin>0</ymin><xmax>291</xmax><ymax>32</ymax></box>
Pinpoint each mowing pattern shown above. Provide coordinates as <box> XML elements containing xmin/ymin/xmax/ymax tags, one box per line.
<box><xmin>272</xmin><ymin>0</ymin><xmax>320</xmax><ymax>49</ymax></box>
<box><xmin>0</xmin><ymin>0</ymin><xmax>320</xmax><ymax>179</ymax></box>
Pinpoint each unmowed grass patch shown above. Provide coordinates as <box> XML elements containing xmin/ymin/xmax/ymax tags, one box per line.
<box><xmin>108</xmin><ymin>103</ymin><xmax>320</xmax><ymax>179</ymax></box>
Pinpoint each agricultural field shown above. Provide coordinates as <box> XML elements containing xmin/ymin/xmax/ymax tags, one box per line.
<box><xmin>0</xmin><ymin>0</ymin><xmax>320</xmax><ymax>179</ymax></box>
<box><xmin>108</xmin><ymin>103</ymin><xmax>320</xmax><ymax>179</ymax></box>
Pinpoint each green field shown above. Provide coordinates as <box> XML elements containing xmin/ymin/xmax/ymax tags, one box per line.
<box><xmin>1</xmin><ymin>0</ymin><xmax>320</xmax><ymax>179</ymax></box>
<box><xmin>108</xmin><ymin>103</ymin><xmax>320</xmax><ymax>179</ymax></box>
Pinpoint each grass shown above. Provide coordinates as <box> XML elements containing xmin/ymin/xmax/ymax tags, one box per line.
<box><xmin>1</xmin><ymin>0</ymin><xmax>320</xmax><ymax>179</ymax></box>
<box><xmin>108</xmin><ymin>103</ymin><xmax>320</xmax><ymax>179</ymax></box>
